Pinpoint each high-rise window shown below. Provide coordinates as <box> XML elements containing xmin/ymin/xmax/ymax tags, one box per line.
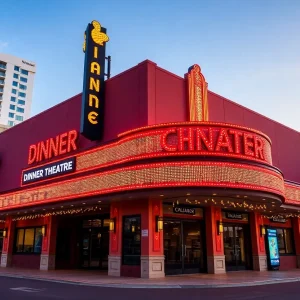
<box><xmin>8</xmin><ymin>120</ymin><xmax>14</xmax><ymax>126</ymax></box>
<box><xmin>10</xmin><ymin>104</ymin><xmax>15</xmax><ymax>110</ymax></box>
<box><xmin>12</xmin><ymin>81</ymin><xmax>18</xmax><ymax>87</ymax></box>
<box><xmin>21</xmin><ymin>69</ymin><xmax>28</xmax><ymax>76</ymax></box>
<box><xmin>11</xmin><ymin>96</ymin><xmax>16</xmax><ymax>102</ymax></box>
<box><xmin>15</xmin><ymin>115</ymin><xmax>23</xmax><ymax>121</ymax></box>
<box><xmin>16</xmin><ymin>107</ymin><xmax>24</xmax><ymax>113</ymax></box>
<box><xmin>18</xmin><ymin>92</ymin><xmax>26</xmax><ymax>98</ymax></box>
<box><xmin>20</xmin><ymin>77</ymin><xmax>27</xmax><ymax>83</ymax></box>
<box><xmin>13</xmin><ymin>73</ymin><xmax>19</xmax><ymax>79</ymax></box>
<box><xmin>14</xmin><ymin>66</ymin><xmax>20</xmax><ymax>72</ymax></box>
<box><xmin>19</xmin><ymin>84</ymin><xmax>27</xmax><ymax>90</ymax></box>
<box><xmin>18</xmin><ymin>99</ymin><xmax>25</xmax><ymax>105</ymax></box>
<box><xmin>8</xmin><ymin>112</ymin><xmax>14</xmax><ymax>118</ymax></box>
<box><xmin>11</xmin><ymin>89</ymin><xmax>17</xmax><ymax>94</ymax></box>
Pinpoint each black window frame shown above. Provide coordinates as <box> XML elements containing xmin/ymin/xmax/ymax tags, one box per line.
<box><xmin>122</xmin><ymin>215</ymin><xmax>141</xmax><ymax>266</ymax></box>
<box><xmin>273</xmin><ymin>227</ymin><xmax>295</xmax><ymax>255</ymax></box>
<box><xmin>14</xmin><ymin>226</ymin><xmax>43</xmax><ymax>255</ymax></box>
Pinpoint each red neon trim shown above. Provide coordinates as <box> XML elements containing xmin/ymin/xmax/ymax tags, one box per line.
<box><xmin>118</xmin><ymin>121</ymin><xmax>272</xmax><ymax>143</ymax></box>
<box><xmin>3</xmin><ymin>161</ymin><xmax>285</xmax><ymax>211</ymax></box>
<box><xmin>21</xmin><ymin>125</ymin><xmax>273</xmax><ymax>187</ymax></box>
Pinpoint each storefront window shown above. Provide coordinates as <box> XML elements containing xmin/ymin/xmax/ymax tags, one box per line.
<box><xmin>15</xmin><ymin>227</ymin><xmax>43</xmax><ymax>254</ymax></box>
<box><xmin>276</xmin><ymin>228</ymin><xmax>294</xmax><ymax>254</ymax></box>
<box><xmin>122</xmin><ymin>215</ymin><xmax>141</xmax><ymax>266</ymax></box>
<box><xmin>0</xmin><ymin>230</ymin><xmax>3</xmax><ymax>253</ymax></box>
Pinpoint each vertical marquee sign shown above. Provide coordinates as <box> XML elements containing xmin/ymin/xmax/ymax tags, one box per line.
<box><xmin>81</xmin><ymin>20</ymin><xmax>109</xmax><ymax>141</ymax></box>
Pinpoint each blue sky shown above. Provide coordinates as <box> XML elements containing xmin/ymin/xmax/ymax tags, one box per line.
<box><xmin>1</xmin><ymin>0</ymin><xmax>299</xmax><ymax>130</ymax></box>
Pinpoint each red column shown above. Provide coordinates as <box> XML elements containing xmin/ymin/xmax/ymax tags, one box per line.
<box><xmin>0</xmin><ymin>217</ymin><xmax>15</xmax><ymax>267</ymax></box>
<box><xmin>108</xmin><ymin>199</ymin><xmax>164</xmax><ymax>278</ymax></box>
<box><xmin>250</xmin><ymin>212</ymin><xmax>267</xmax><ymax>271</ymax></box>
<box><xmin>108</xmin><ymin>202</ymin><xmax>122</xmax><ymax>276</ymax></box>
<box><xmin>140</xmin><ymin>198</ymin><xmax>164</xmax><ymax>278</ymax></box>
<box><xmin>40</xmin><ymin>216</ymin><xmax>57</xmax><ymax>270</ymax></box>
<box><xmin>292</xmin><ymin>217</ymin><xmax>300</xmax><ymax>268</ymax></box>
<box><xmin>205</xmin><ymin>206</ymin><xmax>225</xmax><ymax>273</ymax></box>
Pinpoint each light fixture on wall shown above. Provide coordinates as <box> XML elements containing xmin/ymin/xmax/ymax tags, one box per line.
<box><xmin>156</xmin><ymin>216</ymin><xmax>163</xmax><ymax>232</ymax></box>
<box><xmin>109</xmin><ymin>218</ymin><xmax>116</xmax><ymax>233</ymax></box>
<box><xmin>41</xmin><ymin>225</ymin><xmax>47</xmax><ymax>237</ymax></box>
<box><xmin>260</xmin><ymin>225</ymin><xmax>266</xmax><ymax>237</ymax></box>
<box><xmin>131</xmin><ymin>224</ymin><xmax>136</xmax><ymax>233</ymax></box>
<box><xmin>217</xmin><ymin>221</ymin><xmax>224</xmax><ymax>235</ymax></box>
<box><xmin>2</xmin><ymin>228</ymin><xmax>7</xmax><ymax>238</ymax></box>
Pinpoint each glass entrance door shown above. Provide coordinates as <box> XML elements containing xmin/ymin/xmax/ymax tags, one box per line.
<box><xmin>164</xmin><ymin>219</ymin><xmax>205</xmax><ymax>275</ymax></box>
<box><xmin>81</xmin><ymin>218</ymin><xmax>109</xmax><ymax>269</ymax></box>
<box><xmin>223</xmin><ymin>224</ymin><xmax>251</xmax><ymax>271</ymax></box>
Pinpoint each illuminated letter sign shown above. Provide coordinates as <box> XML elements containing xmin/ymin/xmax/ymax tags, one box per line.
<box><xmin>28</xmin><ymin>130</ymin><xmax>78</xmax><ymax>165</ymax></box>
<box><xmin>161</xmin><ymin>126</ymin><xmax>266</xmax><ymax>162</ymax></box>
<box><xmin>22</xmin><ymin>157</ymin><xmax>76</xmax><ymax>185</ymax></box>
<box><xmin>81</xmin><ymin>20</ymin><xmax>109</xmax><ymax>141</ymax></box>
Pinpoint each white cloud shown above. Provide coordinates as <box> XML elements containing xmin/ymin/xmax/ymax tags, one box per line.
<box><xmin>0</xmin><ymin>41</ymin><xmax>8</xmax><ymax>50</ymax></box>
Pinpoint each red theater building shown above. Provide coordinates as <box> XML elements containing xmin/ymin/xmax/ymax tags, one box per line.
<box><xmin>1</xmin><ymin>47</ymin><xmax>300</xmax><ymax>278</ymax></box>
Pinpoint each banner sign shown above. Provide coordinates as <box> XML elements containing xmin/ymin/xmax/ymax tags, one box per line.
<box><xmin>22</xmin><ymin>157</ymin><xmax>76</xmax><ymax>185</ymax></box>
<box><xmin>271</xmin><ymin>216</ymin><xmax>286</xmax><ymax>223</ymax></box>
<box><xmin>81</xmin><ymin>20</ymin><xmax>109</xmax><ymax>141</ymax></box>
<box><xmin>225</xmin><ymin>212</ymin><xmax>243</xmax><ymax>220</ymax></box>
<box><xmin>173</xmin><ymin>205</ymin><xmax>196</xmax><ymax>215</ymax></box>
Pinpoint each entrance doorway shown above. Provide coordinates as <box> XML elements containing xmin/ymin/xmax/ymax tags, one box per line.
<box><xmin>164</xmin><ymin>219</ymin><xmax>206</xmax><ymax>275</ymax></box>
<box><xmin>223</xmin><ymin>224</ymin><xmax>252</xmax><ymax>271</ymax></box>
<box><xmin>81</xmin><ymin>218</ymin><xmax>109</xmax><ymax>269</ymax></box>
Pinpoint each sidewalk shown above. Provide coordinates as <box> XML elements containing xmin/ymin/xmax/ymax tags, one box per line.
<box><xmin>1</xmin><ymin>267</ymin><xmax>300</xmax><ymax>288</ymax></box>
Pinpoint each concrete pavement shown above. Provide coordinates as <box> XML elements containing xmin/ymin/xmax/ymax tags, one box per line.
<box><xmin>2</xmin><ymin>268</ymin><xmax>300</xmax><ymax>288</ymax></box>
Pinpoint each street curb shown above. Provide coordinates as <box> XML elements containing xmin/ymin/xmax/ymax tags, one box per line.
<box><xmin>0</xmin><ymin>273</ymin><xmax>300</xmax><ymax>289</ymax></box>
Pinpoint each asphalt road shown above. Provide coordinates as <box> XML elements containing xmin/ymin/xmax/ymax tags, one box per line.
<box><xmin>1</xmin><ymin>277</ymin><xmax>300</xmax><ymax>299</ymax></box>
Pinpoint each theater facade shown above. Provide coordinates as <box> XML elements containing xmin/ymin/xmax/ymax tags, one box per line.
<box><xmin>1</xmin><ymin>23</ymin><xmax>300</xmax><ymax>278</ymax></box>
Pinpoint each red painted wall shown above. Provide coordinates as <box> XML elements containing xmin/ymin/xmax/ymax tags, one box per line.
<box><xmin>0</xmin><ymin>61</ymin><xmax>150</xmax><ymax>193</ymax></box>
<box><xmin>279</xmin><ymin>256</ymin><xmax>297</xmax><ymax>271</ymax></box>
<box><xmin>208</xmin><ymin>91</ymin><xmax>300</xmax><ymax>183</ymax></box>
<box><xmin>0</xmin><ymin>60</ymin><xmax>300</xmax><ymax>195</ymax></box>
<box><xmin>12</xmin><ymin>254</ymin><xmax>40</xmax><ymax>269</ymax></box>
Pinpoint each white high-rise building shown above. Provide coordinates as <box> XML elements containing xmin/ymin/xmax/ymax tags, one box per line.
<box><xmin>0</xmin><ymin>53</ymin><xmax>36</xmax><ymax>127</ymax></box>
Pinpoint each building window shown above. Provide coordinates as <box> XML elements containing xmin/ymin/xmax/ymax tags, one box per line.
<box><xmin>21</xmin><ymin>69</ymin><xmax>29</xmax><ymax>76</ymax></box>
<box><xmin>15</xmin><ymin>227</ymin><xmax>43</xmax><ymax>254</ymax></box>
<box><xmin>14</xmin><ymin>66</ymin><xmax>20</xmax><ymax>72</ymax></box>
<box><xmin>11</xmin><ymin>96</ymin><xmax>16</xmax><ymax>102</ymax></box>
<box><xmin>18</xmin><ymin>99</ymin><xmax>25</xmax><ymax>105</ymax></box>
<box><xmin>20</xmin><ymin>77</ymin><xmax>28</xmax><ymax>83</ymax></box>
<box><xmin>11</xmin><ymin>89</ymin><xmax>17</xmax><ymax>94</ymax></box>
<box><xmin>10</xmin><ymin>104</ymin><xmax>15</xmax><ymax>110</ymax></box>
<box><xmin>16</xmin><ymin>107</ymin><xmax>24</xmax><ymax>113</ymax></box>
<box><xmin>277</xmin><ymin>228</ymin><xmax>295</xmax><ymax>254</ymax></box>
<box><xmin>0</xmin><ymin>230</ymin><xmax>3</xmax><ymax>253</ymax></box>
<box><xmin>8</xmin><ymin>112</ymin><xmax>14</xmax><ymax>118</ymax></box>
<box><xmin>18</xmin><ymin>92</ymin><xmax>26</xmax><ymax>98</ymax></box>
<box><xmin>19</xmin><ymin>84</ymin><xmax>27</xmax><ymax>90</ymax></box>
<box><xmin>15</xmin><ymin>115</ymin><xmax>23</xmax><ymax>121</ymax></box>
<box><xmin>12</xmin><ymin>81</ymin><xmax>18</xmax><ymax>87</ymax></box>
<box><xmin>8</xmin><ymin>121</ymin><xmax>14</xmax><ymax>126</ymax></box>
<box><xmin>122</xmin><ymin>215</ymin><xmax>141</xmax><ymax>266</ymax></box>
<box><xmin>13</xmin><ymin>73</ymin><xmax>19</xmax><ymax>79</ymax></box>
